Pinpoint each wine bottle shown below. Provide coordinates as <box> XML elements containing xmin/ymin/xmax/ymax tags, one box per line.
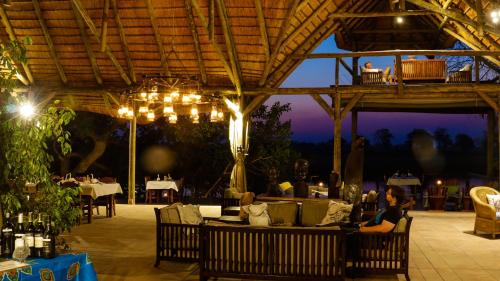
<box><xmin>34</xmin><ymin>213</ymin><xmax>45</xmax><ymax>258</ymax></box>
<box><xmin>25</xmin><ymin>213</ymin><xmax>35</xmax><ymax>257</ymax></box>
<box><xmin>16</xmin><ymin>213</ymin><xmax>24</xmax><ymax>235</ymax></box>
<box><xmin>2</xmin><ymin>213</ymin><xmax>14</xmax><ymax>257</ymax></box>
<box><xmin>42</xmin><ymin>216</ymin><xmax>55</xmax><ymax>259</ymax></box>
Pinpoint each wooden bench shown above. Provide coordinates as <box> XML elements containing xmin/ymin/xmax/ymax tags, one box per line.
<box><xmin>199</xmin><ymin>224</ymin><xmax>346</xmax><ymax>281</ymax></box>
<box><xmin>396</xmin><ymin>59</ymin><xmax>447</xmax><ymax>83</ymax></box>
<box><xmin>447</xmin><ymin>70</ymin><xmax>472</xmax><ymax>83</ymax></box>
<box><xmin>350</xmin><ymin>214</ymin><xmax>413</xmax><ymax>281</ymax></box>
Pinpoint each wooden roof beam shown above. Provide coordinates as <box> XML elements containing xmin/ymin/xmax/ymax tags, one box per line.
<box><xmin>70</xmin><ymin>0</ymin><xmax>131</xmax><ymax>85</ymax></box>
<box><xmin>442</xmin><ymin>27</ymin><xmax>500</xmax><ymax>66</ymax></box>
<box><xmin>100</xmin><ymin>0</ymin><xmax>109</xmax><ymax>52</ymax></box>
<box><xmin>184</xmin><ymin>0</ymin><xmax>207</xmax><ymax>85</ymax></box>
<box><xmin>254</xmin><ymin>0</ymin><xmax>270</xmax><ymax>62</ymax></box>
<box><xmin>71</xmin><ymin>1</ymin><xmax>103</xmax><ymax>85</ymax></box>
<box><xmin>352</xmin><ymin>29</ymin><xmax>436</xmax><ymax>34</ymax></box>
<box><xmin>144</xmin><ymin>0</ymin><xmax>170</xmax><ymax>76</ymax></box>
<box><xmin>405</xmin><ymin>0</ymin><xmax>499</xmax><ymax>36</ymax></box>
<box><xmin>215</xmin><ymin>0</ymin><xmax>242</xmax><ymax>95</ymax></box>
<box><xmin>300</xmin><ymin>49</ymin><xmax>500</xmax><ymax>58</ymax></box>
<box><xmin>437</xmin><ymin>0</ymin><xmax>454</xmax><ymax>30</ymax></box>
<box><xmin>311</xmin><ymin>94</ymin><xmax>335</xmax><ymax>120</ymax></box>
<box><xmin>268</xmin><ymin>0</ymin><xmax>374</xmax><ymax>87</ymax></box>
<box><xmin>259</xmin><ymin>0</ymin><xmax>301</xmax><ymax>86</ymax></box>
<box><xmin>341</xmin><ymin>92</ymin><xmax>364</xmax><ymax>119</ymax></box>
<box><xmin>111</xmin><ymin>0</ymin><xmax>135</xmax><ymax>84</ymax></box>
<box><xmin>329</xmin><ymin>10</ymin><xmax>435</xmax><ymax>18</ymax></box>
<box><xmin>190</xmin><ymin>0</ymin><xmax>236</xmax><ymax>87</ymax></box>
<box><xmin>33</xmin><ymin>0</ymin><xmax>67</xmax><ymax>84</ymax></box>
<box><xmin>0</xmin><ymin>6</ymin><xmax>34</xmax><ymax>84</ymax></box>
<box><xmin>242</xmin><ymin>95</ymin><xmax>269</xmax><ymax>117</ymax></box>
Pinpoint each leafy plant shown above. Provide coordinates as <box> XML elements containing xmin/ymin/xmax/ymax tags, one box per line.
<box><xmin>0</xmin><ymin>38</ymin><xmax>80</xmax><ymax>233</ymax></box>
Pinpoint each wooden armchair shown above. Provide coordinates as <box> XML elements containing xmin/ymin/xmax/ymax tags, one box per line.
<box><xmin>470</xmin><ymin>186</ymin><xmax>500</xmax><ymax>238</ymax></box>
<box><xmin>361</xmin><ymin>71</ymin><xmax>384</xmax><ymax>85</ymax></box>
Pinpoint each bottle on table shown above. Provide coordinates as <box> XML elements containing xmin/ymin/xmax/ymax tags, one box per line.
<box><xmin>42</xmin><ymin>216</ymin><xmax>56</xmax><ymax>259</ymax></box>
<box><xmin>34</xmin><ymin>213</ymin><xmax>45</xmax><ymax>258</ymax></box>
<box><xmin>16</xmin><ymin>213</ymin><xmax>24</xmax><ymax>235</ymax></box>
<box><xmin>25</xmin><ymin>212</ymin><xmax>35</xmax><ymax>257</ymax></box>
<box><xmin>2</xmin><ymin>212</ymin><xmax>14</xmax><ymax>257</ymax></box>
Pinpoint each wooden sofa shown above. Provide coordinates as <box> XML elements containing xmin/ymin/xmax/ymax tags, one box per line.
<box><xmin>199</xmin><ymin>223</ymin><xmax>345</xmax><ymax>281</ymax></box>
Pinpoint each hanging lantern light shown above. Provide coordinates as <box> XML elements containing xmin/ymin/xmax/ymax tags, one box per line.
<box><xmin>164</xmin><ymin>95</ymin><xmax>172</xmax><ymax>103</ymax></box>
<box><xmin>217</xmin><ymin>111</ymin><xmax>224</xmax><ymax>121</ymax></box>
<box><xmin>147</xmin><ymin>110</ymin><xmax>155</xmax><ymax>121</ymax></box>
<box><xmin>181</xmin><ymin>94</ymin><xmax>191</xmax><ymax>104</ymax></box>
<box><xmin>126</xmin><ymin>108</ymin><xmax>134</xmax><ymax>118</ymax></box>
<box><xmin>140</xmin><ymin>90</ymin><xmax>148</xmax><ymax>100</ymax></box>
<box><xmin>163</xmin><ymin>105</ymin><xmax>174</xmax><ymax>116</ymax></box>
<box><xmin>210</xmin><ymin>105</ymin><xmax>218</xmax><ymax>122</ymax></box>
<box><xmin>169</xmin><ymin>113</ymin><xmax>177</xmax><ymax>124</ymax></box>
<box><xmin>170</xmin><ymin>90</ymin><xmax>180</xmax><ymax>101</ymax></box>
<box><xmin>138</xmin><ymin>105</ymin><xmax>148</xmax><ymax>115</ymax></box>
<box><xmin>190</xmin><ymin>105</ymin><xmax>199</xmax><ymax>123</ymax></box>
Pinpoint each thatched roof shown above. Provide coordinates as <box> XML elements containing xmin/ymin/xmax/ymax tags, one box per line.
<box><xmin>1</xmin><ymin>0</ymin><xmax>499</xmax><ymax>116</ymax></box>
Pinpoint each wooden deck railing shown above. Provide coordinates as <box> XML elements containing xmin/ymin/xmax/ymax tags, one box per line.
<box><xmin>397</xmin><ymin>59</ymin><xmax>447</xmax><ymax>82</ymax></box>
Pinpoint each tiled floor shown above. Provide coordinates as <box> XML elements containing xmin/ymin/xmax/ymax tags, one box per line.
<box><xmin>66</xmin><ymin>205</ymin><xmax>499</xmax><ymax>281</ymax></box>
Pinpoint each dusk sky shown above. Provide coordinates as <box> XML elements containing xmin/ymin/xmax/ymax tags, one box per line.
<box><xmin>265</xmin><ymin>35</ymin><xmax>487</xmax><ymax>143</ymax></box>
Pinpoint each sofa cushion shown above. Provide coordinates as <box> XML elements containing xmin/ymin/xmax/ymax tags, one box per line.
<box><xmin>160</xmin><ymin>203</ymin><xmax>182</xmax><ymax>224</ymax></box>
<box><xmin>177</xmin><ymin>204</ymin><xmax>203</xmax><ymax>225</ymax></box>
<box><xmin>394</xmin><ymin>216</ymin><xmax>408</xmax><ymax>233</ymax></box>
<box><xmin>267</xmin><ymin>202</ymin><xmax>298</xmax><ymax>226</ymax></box>
<box><xmin>319</xmin><ymin>201</ymin><xmax>352</xmax><ymax>225</ymax></box>
<box><xmin>241</xmin><ymin>203</ymin><xmax>270</xmax><ymax>226</ymax></box>
<box><xmin>300</xmin><ymin>199</ymin><xmax>330</xmax><ymax>226</ymax></box>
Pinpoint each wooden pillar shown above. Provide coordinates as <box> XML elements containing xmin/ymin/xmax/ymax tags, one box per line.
<box><xmin>498</xmin><ymin>94</ymin><xmax>500</xmax><ymax>188</ymax></box>
<box><xmin>487</xmin><ymin>110</ymin><xmax>494</xmax><ymax>178</ymax></box>
<box><xmin>128</xmin><ymin>113</ymin><xmax>137</xmax><ymax>205</ymax></box>
<box><xmin>333</xmin><ymin>58</ymin><xmax>342</xmax><ymax>185</ymax></box>
<box><xmin>474</xmin><ymin>56</ymin><xmax>481</xmax><ymax>83</ymax></box>
<box><xmin>395</xmin><ymin>55</ymin><xmax>403</xmax><ymax>96</ymax></box>
<box><xmin>351</xmin><ymin>110</ymin><xmax>358</xmax><ymax>148</ymax></box>
<box><xmin>352</xmin><ymin>57</ymin><xmax>359</xmax><ymax>85</ymax></box>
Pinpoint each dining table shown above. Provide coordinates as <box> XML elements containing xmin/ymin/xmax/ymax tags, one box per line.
<box><xmin>145</xmin><ymin>180</ymin><xmax>178</xmax><ymax>203</ymax></box>
<box><xmin>79</xmin><ymin>182</ymin><xmax>123</xmax><ymax>222</ymax></box>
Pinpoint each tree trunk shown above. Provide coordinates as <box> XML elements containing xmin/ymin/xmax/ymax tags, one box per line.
<box><xmin>72</xmin><ymin>138</ymin><xmax>108</xmax><ymax>174</ymax></box>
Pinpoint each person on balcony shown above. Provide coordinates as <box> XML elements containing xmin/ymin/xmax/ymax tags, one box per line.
<box><xmin>359</xmin><ymin>185</ymin><xmax>405</xmax><ymax>233</ymax></box>
<box><xmin>361</xmin><ymin>61</ymin><xmax>393</xmax><ymax>83</ymax></box>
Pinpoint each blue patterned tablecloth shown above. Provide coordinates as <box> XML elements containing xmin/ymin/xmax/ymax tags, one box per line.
<box><xmin>1</xmin><ymin>253</ymin><xmax>97</xmax><ymax>281</ymax></box>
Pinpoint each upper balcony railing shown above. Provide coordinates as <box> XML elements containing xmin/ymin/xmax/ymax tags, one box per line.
<box><xmin>295</xmin><ymin>49</ymin><xmax>500</xmax><ymax>93</ymax></box>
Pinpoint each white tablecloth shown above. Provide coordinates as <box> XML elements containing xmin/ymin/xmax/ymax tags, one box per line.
<box><xmin>80</xmin><ymin>183</ymin><xmax>123</xmax><ymax>199</ymax></box>
<box><xmin>387</xmin><ymin>177</ymin><xmax>421</xmax><ymax>186</ymax></box>
<box><xmin>146</xmin><ymin>180</ymin><xmax>178</xmax><ymax>191</ymax></box>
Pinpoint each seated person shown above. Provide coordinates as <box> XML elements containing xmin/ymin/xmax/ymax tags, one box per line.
<box><xmin>361</xmin><ymin>61</ymin><xmax>393</xmax><ymax>83</ymax></box>
<box><xmin>359</xmin><ymin>185</ymin><xmax>405</xmax><ymax>233</ymax></box>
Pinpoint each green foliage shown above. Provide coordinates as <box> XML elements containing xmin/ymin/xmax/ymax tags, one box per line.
<box><xmin>0</xmin><ymin>38</ymin><xmax>80</xmax><ymax>233</ymax></box>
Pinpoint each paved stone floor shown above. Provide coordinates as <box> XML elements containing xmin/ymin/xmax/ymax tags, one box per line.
<box><xmin>65</xmin><ymin>205</ymin><xmax>500</xmax><ymax>281</ymax></box>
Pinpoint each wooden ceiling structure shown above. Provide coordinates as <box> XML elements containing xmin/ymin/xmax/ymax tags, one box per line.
<box><xmin>0</xmin><ymin>0</ymin><xmax>497</xmax><ymax>117</ymax></box>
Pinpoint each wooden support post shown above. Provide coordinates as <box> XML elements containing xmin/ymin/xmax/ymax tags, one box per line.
<box><xmin>498</xmin><ymin>94</ymin><xmax>500</xmax><ymax>187</ymax></box>
<box><xmin>352</xmin><ymin>57</ymin><xmax>359</xmax><ymax>85</ymax></box>
<box><xmin>487</xmin><ymin>110</ymin><xmax>494</xmax><ymax>178</ymax></box>
<box><xmin>100</xmin><ymin>0</ymin><xmax>110</xmax><ymax>52</ymax></box>
<box><xmin>351</xmin><ymin>110</ymin><xmax>358</xmax><ymax>149</ymax></box>
<box><xmin>33</xmin><ymin>0</ymin><xmax>67</xmax><ymax>84</ymax></box>
<box><xmin>474</xmin><ymin>56</ymin><xmax>480</xmax><ymax>83</ymax></box>
<box><xmin>333</xmin><ymin>58</ymin><xmax>342</xmax><ymax>185</ymax></box>
<box><xmin>396</xmin><ymin>55</ymin><xmax>403</xmax><ymax>95</ymax></box>
<box><xmin>128</xmin><ymin>112</ymin><xmax>137</xmax><ymax>205</ymax></box>
<box><xmin>255</xmin><ymin>0</ymin><xmax>270</xmax><ymax>63</ymax></box>
<box><xmin>475</xmin><ymin>0</ymin><xmax>484</xmax><ymax>36</ymax></box>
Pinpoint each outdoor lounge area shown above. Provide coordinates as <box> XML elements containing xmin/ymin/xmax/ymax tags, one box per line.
<box><xmin>0</xmin><ymin>0</ymin><xmax>498</xmax><ymax>280</ymax></box>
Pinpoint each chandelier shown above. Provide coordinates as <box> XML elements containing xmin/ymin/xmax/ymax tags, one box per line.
<box><xmin>117</xmin><ymin>75</ymin><xmax>224</xmax><ymax>124</ymax></box>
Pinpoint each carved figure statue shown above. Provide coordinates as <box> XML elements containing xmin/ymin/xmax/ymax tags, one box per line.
<box><xmin>344</xmin><ymin>136</ymin><xmax>365</xmax><ymax>221</ymax></box>
<box><xmin>293</xmin><ymin>159</ymin><xmax>309</xmax><ymax>198</ymax></box>
<box><xmin>265</xmin><ymin>167</ymin><xmax>283</xmax><ymax>196</ymax></box>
